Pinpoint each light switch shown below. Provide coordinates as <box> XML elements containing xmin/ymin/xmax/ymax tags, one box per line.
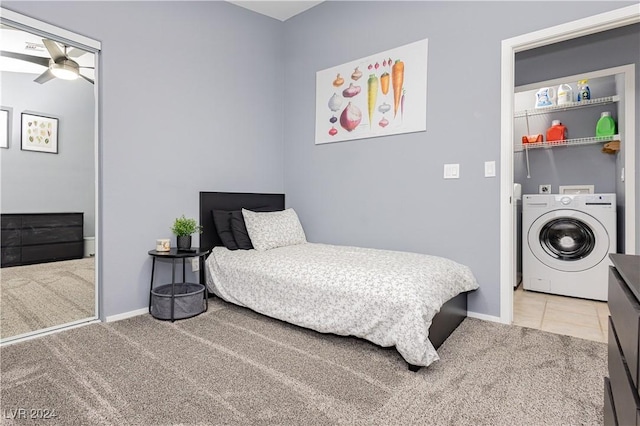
<box><xmin>444</xmin><ymin>163</ymin><xmax>460</xmax><ymax>179</ymax></box>
<box><xmin>484</xmin><ymin>161</ymin><xmax>496</xmax><ymax>177</ymax></box>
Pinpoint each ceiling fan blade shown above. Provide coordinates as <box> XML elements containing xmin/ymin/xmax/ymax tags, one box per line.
<box><xmin>79</xmin><ymin>73</ymin><xmax>94</xmax><ymax>84</ymax></box>
<box><xmin>0</xmin><ymin>51</ymin><xmax>50</xmax><ymax>67</ymax></box>
<box><xmin>66</xmin><ymin>47</ymin><xmax>86</xmax><ymax>58</ymax></box>
<box><xmin>42</xmin><ymin>39</ymin><xmax>65</xmax><ymax>61</ymax></box>
<box><xmin>34</xmin><ymin>69</ymin><xmax>56</xmax><ymax>84</ymax></box>
<box><xmin>79</xmin><ymin>66</ymin><xmax>95</xmax><ymax>70</ymax></box>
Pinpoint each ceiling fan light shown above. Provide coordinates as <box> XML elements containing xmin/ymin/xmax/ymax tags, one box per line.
<box><xmin>50</xmin><ymin>60</ymin><xmax>78</xmax><ymax>80</ymax></box>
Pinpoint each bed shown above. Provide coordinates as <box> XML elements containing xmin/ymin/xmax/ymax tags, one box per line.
<box><xmin>199</xmin><ymin>191</ymin><xmax>478</xmax><ymax>370</ymax></box>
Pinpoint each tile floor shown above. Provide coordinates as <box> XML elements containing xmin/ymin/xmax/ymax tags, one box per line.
<box><xmin>513</xmin><ymin>284</ymin><xmax>609</xmax><ymax>343</ymax></box>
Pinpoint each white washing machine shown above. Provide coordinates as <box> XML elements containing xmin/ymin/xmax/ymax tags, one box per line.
<box><xmin>522</xmin><ymin>193</ymin><xmax>616</xmax><ymax>301</ymax></box>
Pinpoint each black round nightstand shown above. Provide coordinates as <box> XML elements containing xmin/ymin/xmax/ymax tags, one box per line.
<box><xmin>148</xmin><ymin>247</ymin><xmax>211</xmax><ymax>321</ymax></box>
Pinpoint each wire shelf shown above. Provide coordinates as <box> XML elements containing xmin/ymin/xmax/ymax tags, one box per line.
<box><xmin>515</xmin><ymin>135</ymin><xmax>620</xmax><ymax>152</ymax></box>
<box><xmin>514</xmin><ymin>95</ymin><xmax>619</xmax><ymax>118</ymax></box>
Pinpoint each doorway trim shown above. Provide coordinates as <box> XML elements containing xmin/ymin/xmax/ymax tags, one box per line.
<box><xmin>499</xmin><ymin>4</ymin><xmax>640</xmax><ymax>324</ymax></box>
<box><xmin>0</xmin><ymin>8</ymin><xmax>102</xmax><ymax>342</ymax></box>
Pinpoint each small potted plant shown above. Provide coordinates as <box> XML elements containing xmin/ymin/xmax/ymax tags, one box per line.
<box><xmin>171</xmin><ymin>215</ymin><xmax>203</xmax><ymax>250</ymax></box>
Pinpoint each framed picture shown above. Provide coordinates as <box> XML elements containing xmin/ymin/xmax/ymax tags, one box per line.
<box><xmin>315</xmin><ymin>38</ymin><xmax>428</xmax><ymax>145</ymax></box>
<box><xmin>0</xmin><ymin>107</ymin><xmax>10</xmax><ymax>149</ymax></box>
<box><xmin>21</xmin><ymin>112</ymin><xmax>58</xmax><ymax>154</ymax></box>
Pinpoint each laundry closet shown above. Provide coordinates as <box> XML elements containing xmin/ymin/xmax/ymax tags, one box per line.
<box><xmin>515</xmin><ymin>67</ymin><xmax>630</xmax><ymax>300</ymax></box>
<box><xmin>512</xmin><ymin>24</ymin><xmax>638</xmax><ymax>312</ymax></box>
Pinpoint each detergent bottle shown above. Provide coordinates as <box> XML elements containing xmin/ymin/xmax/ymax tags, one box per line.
<box><xmin>535</xmin><ymin>87</ymin><xmax>556</xmax><ymax>108</ymax></box>
<box><xmin>557</xmin><ymin>84</ymin><xmax>574</xmax><ymax>105</ymax></box>
<box><xmin>546</xmin><ymin>120</ymin><xmax>567</xmax><ymax>144</ymax></box>
<box><xmin>577</xmin><ymin>80</ymin><xmax>591</xmax><ymax>101</ymax></box>
<box><xmin>596</xmin><ymin>112</ymin><xmax>616</xmax><ymax>137</ymax></box>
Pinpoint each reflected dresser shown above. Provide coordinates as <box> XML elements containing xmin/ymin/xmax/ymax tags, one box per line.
<box><xmin>1</xmin><ymin>213</ymin><xmax>84</xmax><ymax>267</ymax></box>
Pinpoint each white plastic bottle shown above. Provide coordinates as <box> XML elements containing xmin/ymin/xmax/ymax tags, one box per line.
<box><xmin>557</xmin><ymin>84</ymin><xmax>574</xmax><ymax>105</ymax></box>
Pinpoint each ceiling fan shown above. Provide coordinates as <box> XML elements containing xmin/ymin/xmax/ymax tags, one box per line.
<box><xmin>0</xmin><ymin>39</ymin><xmax>94</xmax><ymax>84</ymax></box>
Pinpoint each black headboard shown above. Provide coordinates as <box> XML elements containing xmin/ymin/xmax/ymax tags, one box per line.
<box><xmin>199</xmin><ymin>191</ymin><xmax>285</xmax><ymax>252</ymax></box>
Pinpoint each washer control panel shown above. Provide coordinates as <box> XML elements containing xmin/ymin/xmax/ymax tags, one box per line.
<box><xmin>522</xmin><ymin>193</ymin><xmax>616</xmax><ymax>210</ymax></box>
<box><xmin>585</xmin><ymin>194</ymin><xmax>615</xmax><ymax>205</ymax></box>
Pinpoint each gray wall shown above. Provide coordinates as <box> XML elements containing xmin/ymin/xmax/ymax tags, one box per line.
<box><xmin>282</xmin><ymin>1</ymin><xmax>634</xmax><ymax>317</ymax></box>
<box><xmin>2</xmin><ymin>1</ymin><xmax>285</xmax><ymax>318</ymax></box>
<box><xmin>1</xmin><ymin>71</ymin><xmax>95</xmax><ymax>236</ymax></box>
<box><xmin>2</xmin><ymin>1</ymin><xmax>634</xmax><ymax>319</ymax></box>
<box><xmin>514</xmin><ymin>145</ymin><xmax>617</xmax><ymax>196</ymax></box>
<box><xmin>515</xmin><ymin>23</ymin><xmax>639</xmax><ymax>86</ymax></box>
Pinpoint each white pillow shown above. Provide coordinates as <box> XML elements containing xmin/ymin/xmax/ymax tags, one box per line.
<box><xmin>242</xmin><ymin>208</ymin><xmax>307</xmax><ymax>251</ymax></box>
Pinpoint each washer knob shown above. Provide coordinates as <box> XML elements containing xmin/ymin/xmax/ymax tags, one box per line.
<box><xmin>561</xmin><ymin>196</ymin><xmax>572</xmax><ymax>205</ymax></box>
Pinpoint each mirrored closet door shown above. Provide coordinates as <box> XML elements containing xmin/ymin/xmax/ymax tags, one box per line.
<box><xmin>0</xmin><ymin>10</ymin><xmax>100</xmax><ymax>343</ymax></box>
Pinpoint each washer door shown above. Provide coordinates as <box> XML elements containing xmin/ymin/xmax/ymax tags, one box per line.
<box><xmin>527</xmin><ymin>209</ymin><xmax>609</xmax><ymax>272</ymax></box>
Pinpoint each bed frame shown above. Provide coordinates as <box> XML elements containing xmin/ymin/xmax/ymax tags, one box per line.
<box><xmin>199</xmin><ymin>191</ymin><xmax>469</xmax><ymax>371</ymax></box>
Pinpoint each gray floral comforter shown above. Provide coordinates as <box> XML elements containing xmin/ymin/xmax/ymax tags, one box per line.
<box><xmin>205</xmin><ymin>243</ymin><xmax>479</xmax><ymax>366</ymax></box>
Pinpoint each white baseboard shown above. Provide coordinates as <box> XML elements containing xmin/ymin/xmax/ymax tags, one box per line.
<box><xmin>106</xmin><ymin>308</ymin><xmax>148</xmax><ymax>323</ymax></box>
<box><xmin>106</xmin><ymin>308</ymin><xmax>502</xmax><ymax>325</ymax></box>
<box><xmin>467</xmin><ymin>311</ymin><xmax>503</xmax><ymax>324</ymax></box>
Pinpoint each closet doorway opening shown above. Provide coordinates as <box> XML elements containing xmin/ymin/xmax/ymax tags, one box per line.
<box><xmin>499</xmin><ymin>5</ymin><xmax>639</xmax><ymax>325</ymax></box>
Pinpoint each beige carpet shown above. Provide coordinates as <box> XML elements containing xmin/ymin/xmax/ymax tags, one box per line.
<box><xmin>0</xmin><ymin>298</ymin><xmax>606</xmax><ymax>425</ymax></box>
<box><xmin>0</xmin><ymin>258</ymin><xmax>95</xmax><ymax>339</ymax></box>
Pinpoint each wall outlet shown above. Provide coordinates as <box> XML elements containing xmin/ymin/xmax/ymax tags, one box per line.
<box><xmin>191</xmin><ymin>258</ymin><xmax>199</xmax><ymax>272</ymax></box>
<box><xmin>539</xmin><ymin>184</ymin><xmax>551</xmax><ymax>194</ymax></box>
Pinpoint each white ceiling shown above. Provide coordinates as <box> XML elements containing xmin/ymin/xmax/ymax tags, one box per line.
<box><xmin>227</xmin><ymin>0</ymin><xmax>324</xmax><ymax>21</ymax></box>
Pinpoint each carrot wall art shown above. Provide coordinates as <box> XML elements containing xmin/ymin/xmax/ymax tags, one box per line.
<box><xmin>315</xmin><ymin>38</ymin><xmax>428</xmax><ymax>145</ymax></box>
